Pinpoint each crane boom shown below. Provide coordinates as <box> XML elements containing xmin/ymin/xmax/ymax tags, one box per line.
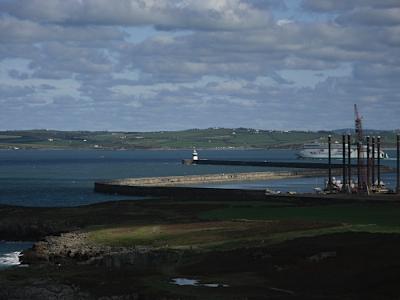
<box><xmin>354</xmin><ymin>104</ymin><xmax>363</xmax><ymax>143</ymax></box>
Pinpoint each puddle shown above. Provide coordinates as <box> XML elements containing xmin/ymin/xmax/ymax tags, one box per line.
<box><xmin>203</xmin><ymin>283</ymin><xmax>229</xmax><ymax>288</ymax></box>
<box><xmin>171</xmin><ymin>278</ymin><xmax>199</xmax><ymax>286</ymax></box>
<box><xmin>171</xmin><ymin>278</ymin><xmax>229</xmax><ymax>288</ymax></box>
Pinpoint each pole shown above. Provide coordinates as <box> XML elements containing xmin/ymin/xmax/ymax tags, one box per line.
<box><xmin>377</xmin><ymin>136</ymin><xmax>381</xmax><ymax>188</ymax></box>
<box><xmin>328</xmin><ymin>135</ymin><xmax>332</xmax><ymax>189</ymax></box>
<box><xmin>372</xmin><ymin>136</ymin><xmax>375</xmax><ymax>187</ymax></box>
<box><xmin>342</xmin><ymin>134</ymin><xmax>346</xmax><ymax>192</ymax></box>
<box><xmin>347</xmin><ymin>134</ymin><xmax>352</xmax><ymax>190</ymax></box>
<box><xmin>366</xmin><ymin>136</ymin><xmax>370</xmax><ymax>188</ymax></box>
<box><xmin>357</xmin><ymin>142</ymin><xmax>361</xmax><ymax>192</ymax></box>
<box><xmin>397</xmin><ymin>134</ymin><xmax>400</xmax><ymax>193</ymax></box>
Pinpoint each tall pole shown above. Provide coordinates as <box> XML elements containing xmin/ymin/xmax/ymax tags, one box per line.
<box><xmin>347</xmin><ymin>134</ymin><xmax>352</xmax><ymax>189</ymax></box>
<box><xmin>397</xmin><ymin>134</ymin><xmax>400</xmax><ymax>193</ymax></box>
<box><xmin>366</xmin><ymin>136</ymin><xmax>370</xmax><ymax>188</ymax></box>
<box><xmin>372</xmin><ymin>136</ymin><xmax>375</xmax><ymax>187</ymax></box>
<box><xmin>377</xmin><ymin>136</ymin><xmax>381</xmax><ymax>188</ymax></box>
<box><xmin>357</xmin><ymin>142</ymin><xmax>361</xmax><ymax>192</ymax></box>
<box><xmin>328</xmin><ymin>135</ymin><xmax>332</xmax><ymax>189</ymax></box>
<box><xmin>342</xmin><ymin>134</ymin><xmax>346</xmax><ymax>192</ymax></box>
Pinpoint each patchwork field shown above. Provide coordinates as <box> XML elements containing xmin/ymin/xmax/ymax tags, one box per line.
<box><xmin>0</xmin><ymin>128</ymin><xmax>398</xmax><ymax>149</ymax></box>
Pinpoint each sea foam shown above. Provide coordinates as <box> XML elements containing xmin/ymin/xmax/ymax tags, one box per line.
<box><xmin>0</xmin><ymin>251</ymin><xmax>21</xmax><ymax>268</ymax></box>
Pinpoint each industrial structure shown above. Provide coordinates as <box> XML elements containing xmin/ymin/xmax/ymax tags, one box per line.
<box><xmin>324</xmin><ymin>105</ymin><xmax>399</xmax><ymax>195</ymax></box>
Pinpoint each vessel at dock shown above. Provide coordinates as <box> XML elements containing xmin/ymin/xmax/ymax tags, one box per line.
<box><xmin>298</xmin><ymin>104</ymin><xmax>389</xmax><ymax>160</ymax></box>
<box><xmin>297</xmin><ymin>142</ymin><xmax>388</xmax><ymax>159</ymax></box>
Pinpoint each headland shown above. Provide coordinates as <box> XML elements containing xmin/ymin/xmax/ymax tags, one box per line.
<box><xmin>2</xmin><ymin>195</ymin><xmax>400</xmax><ymax>299</ymax></box>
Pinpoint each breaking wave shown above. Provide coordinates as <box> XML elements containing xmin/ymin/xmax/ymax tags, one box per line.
<box><xmin>0</xmin><ymin>251</ymin><xmax>21</xmax><ymax>268</ymax></box>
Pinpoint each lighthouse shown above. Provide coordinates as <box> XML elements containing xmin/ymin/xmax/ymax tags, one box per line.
<box><xmin>192</xmin><ymin>148</ymin><xmax>199</xmax><ymax>161</ymax></box>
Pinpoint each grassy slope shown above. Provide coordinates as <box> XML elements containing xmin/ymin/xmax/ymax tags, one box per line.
<box><xmin>87</xmin><ymin>220</ymin><xmax>336</xmax><ymax>250</ymax></box>
<box><xmin>202</xmin><ymin>203</ymin><xmax>400</xmax><ymax>227</ymax></box>
<box><xmin>0</xmin><ymin>128</ymin><xmax>396</xmax><ymax>149</ymax></box>
<box><xmin>85</xmin><ymin>202</ymin><xmax>400</xmax><ymax>252</ymax></box>
<box><xmin>2</xmin><ymin>199</ymin><xmax>400</xmax><ymax>299</ymax></box>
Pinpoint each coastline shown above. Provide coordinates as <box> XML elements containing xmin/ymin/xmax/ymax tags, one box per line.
<box><xmin>2</xmin><ymin>198</ymin><xmax>400</xmax><ymax>299</ymax></box>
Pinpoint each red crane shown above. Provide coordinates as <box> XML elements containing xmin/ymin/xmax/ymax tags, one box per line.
<box><xmin>354</xmin><ymin>104</ymin><xmax>363</xmax><ymax>143</ymax></box>
<box><xmin>354</xmin><ymin>104</ymin><xmax>368</xmax><ymax>193</ymax></box>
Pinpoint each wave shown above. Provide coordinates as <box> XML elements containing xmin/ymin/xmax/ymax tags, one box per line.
<box><xmin>0</xmin><ymin>251</ymin><xmax>21</xmax><ymax>267</ymax></box>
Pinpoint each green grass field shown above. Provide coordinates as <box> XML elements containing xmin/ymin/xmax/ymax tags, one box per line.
<box><xmin>201</xmin><ymin>203</ymin><xmax>400</xmax><ymax>232</ymax></box>
<box><xmin>87</xmin><ymin>219</ymin><xmax>335</xmax><ymax>249</ymax></box>
<box><xmin>84</xmin><ymin>201</ymin><xmax>400</xmax><ymax>251</ymax></box>
<box><xmin>0</xmin><ymin>128</ymin><xmax>397</xmax><ymax>149</ymax></box>
<box><xmin>3</xmin><ymin>199</ymin><xmax>400</xmax><ymax>299</ymax></box>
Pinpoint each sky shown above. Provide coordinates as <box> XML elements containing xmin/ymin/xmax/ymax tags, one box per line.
<box><xmin>0</xmin><ymin>0</ymin><xmax>399</xmax><ymax>131</ymax></box>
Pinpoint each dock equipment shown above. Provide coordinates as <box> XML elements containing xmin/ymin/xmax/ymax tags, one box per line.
<box><xmin>377</xmin><ymin>136</ymin><xmax>381</xmax><ymax>187</ymax></box>
<box><xmin>366</xmin><ymin>136</ymin><xmax>370</xmax><ymax>186</ymax></box>
<box><xmin>347</xmin><ymin>134</ymin><xmax>351</xmax><ymax>187</ymax></box>
<box><xmin>397</xmin><ymin>134</ymin><xmax>400</xmax><ymax>193</ymax></box>
<box><xmin>372</xmin><ymin>136</ymin><xmax>375</xmax><ymax>186</ymax></box>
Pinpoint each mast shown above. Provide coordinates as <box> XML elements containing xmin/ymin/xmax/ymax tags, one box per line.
<box><xmin>354</xmin><ymin>104</ymin><xmax>363</xmax><ymax>143</ymax></box>
<box><xmin>354</xmin><ymin>104</ymin><xmax>367</xmax><ymax>193</ymax></box>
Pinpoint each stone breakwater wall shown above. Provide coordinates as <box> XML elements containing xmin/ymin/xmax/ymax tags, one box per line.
<box><xmin>94</xmin><ymin>170</ymin><xmax>332</xmax><ymax>200</ymax></box>
<box><xmin>108</xmin><ymin>171</ymin><xmax>309</xmax><ymax>187</ymax></box>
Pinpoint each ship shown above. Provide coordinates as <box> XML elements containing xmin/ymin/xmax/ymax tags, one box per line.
<box><xmin>298</xmin><ymin>104</ymin><xmax>389</xmax><ymax>160</ymax></box>
<box><xmin>297</xmin><ymin>142</ymin><xmax>389</xmax><ymax>159</ymax></box>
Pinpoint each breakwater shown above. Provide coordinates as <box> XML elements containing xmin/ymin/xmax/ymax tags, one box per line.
<box><xmin>183</xmin><ymin>159</ymin><xmax>359</xmax><ymax>169</ymax></box>
<box><xmin>102</xmin><ymin>171</ymin><xmax>320</xmax><ymax>187</ymax></box>
<box><xmin>94</xmin><ymin>170</ymin><xmax>331</xmax><ymax>200</ymax></box>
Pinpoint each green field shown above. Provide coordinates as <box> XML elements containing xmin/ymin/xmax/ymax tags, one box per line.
<box><xmin>0</xmin><ymin>128</ymin><xmax>397</xmax><ymax>149</ymax></box>
<box><xmin>3</xmin><ymin>199</ymin><xmax>400</xmax><ymax>299</ymax></box>
<box><xmin>84</xmin><ymin>202</ymin><xmax>400</xmax><ymax>251</ymax></box>
<box><xmin>201</xmin><ymin>203</ymin><xmax>400</xmax><ymax>234</ymax></box>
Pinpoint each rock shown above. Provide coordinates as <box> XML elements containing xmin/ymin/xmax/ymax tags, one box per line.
<box><xmin>21</xmin><ymin>231</ymin><xmax>189</xmax><ymax>272</ymax></box>
<box><xmin>0</xmin><ymin>281</ymin><xmax>90</xmax><ymax>300</ymax></box>
<box><xmin>308</xmin><ymin>251</ymin><xmax>336</xmax><ymax>262</ymax></box>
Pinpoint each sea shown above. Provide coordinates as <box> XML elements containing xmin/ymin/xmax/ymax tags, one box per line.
<box><xmin>0</xmin><ymin>149</ymin><xmax>398</xmax><ymax>268</ymax></box>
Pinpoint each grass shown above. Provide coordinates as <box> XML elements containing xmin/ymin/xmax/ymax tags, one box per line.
<box><xmin>4</xmin><ymin>199</ymin><xmax>400</xmax><ymax>299</ymax></box>
<box><xmin>2</xmin><ymin>128</ymin><xmax>397</xmax><ymax>149</ymax></box>
<box><xmin>87</xmin><ymin>219</ymin><xmax>336</xmax><ymax>249</ymax></box>
<box><xmin>201</xmin><ymin>203</ymin><xmax>400</xmax><ymax>231</ymax></box>
<box><xmin>83</xmin><ymin>202</ymin><xmax>400</xmax><ymax>250</ymax></box>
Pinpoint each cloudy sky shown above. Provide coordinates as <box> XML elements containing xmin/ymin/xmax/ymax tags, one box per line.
<box><xmin>0</xmin><ymin>0</ymin><xmax>399</xmax><ymax>131</ymax></box>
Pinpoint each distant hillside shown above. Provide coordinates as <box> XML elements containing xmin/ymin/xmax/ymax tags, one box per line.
<box><xmin>0</xmin><ymin>128</ymin><xmax>397</xmax><ymax>150</ymax></box>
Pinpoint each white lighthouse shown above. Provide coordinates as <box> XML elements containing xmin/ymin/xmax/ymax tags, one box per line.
<box><xmin>192</xmin><ymin>148</ymin><xmax>199</xmax><ymax>161</ymax></box>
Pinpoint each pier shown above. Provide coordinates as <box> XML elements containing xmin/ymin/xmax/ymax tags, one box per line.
<box><xmin>101</xmin><ymin>171</ymin><xmax>325</xmax><ymax>187</ymax></box>
<box><xmin>182</xmin><ymin>158</ymin><xmax>359</xmax><ymax>169</ymax></box>
<box><xmin>94</xmin><ymin>170</ymin><xmax>327</xmax><ymax>200</ymax></box>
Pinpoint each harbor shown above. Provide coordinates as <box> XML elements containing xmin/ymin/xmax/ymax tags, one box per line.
<box><xmin>95</xmin><ymin>124</ymin><xmax>400</xmax><ymax>199</ymax></box>
<box><xmin>94</xmin><ymin>139</ymin><xmax>397</xmax><ymax>199</ymax></box>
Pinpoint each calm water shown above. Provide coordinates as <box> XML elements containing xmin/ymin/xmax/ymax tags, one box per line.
<box><xmin>0</xmin><ymin>149</ymin><xmax>397</xmax><ymax>207</ymax></box>
<box><xmin>0</xmin><ymin>149</ymin><xmax>397</xmax><ymax>268</ymax></box>
<box><xmin>0</xmin><ymin>149</ymin><xmax>306</xmax><ymax>207</ymax></box>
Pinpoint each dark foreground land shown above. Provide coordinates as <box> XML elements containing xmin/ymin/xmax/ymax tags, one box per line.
<box><xmin>2</xmin><ymin>197</ymin><xmax>400</xmax><ymax>299</ymax></box>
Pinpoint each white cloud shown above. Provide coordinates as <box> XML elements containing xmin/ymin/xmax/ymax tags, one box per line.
<box><xmin>0</xmin><ymin>0</ymin><xmax>399</xmax><ymax>130</ymax></box>
<box><xmin>336</xmin><ymin>7</ymin><xmax>400</xmax><ymax>26</ymax></box>
<box><xmin>0</xmin><ymin>0</ymin><xmax>271</xmax><ymax>31</ymax></box>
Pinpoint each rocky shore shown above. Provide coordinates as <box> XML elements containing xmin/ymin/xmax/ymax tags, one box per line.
<box><xmin>22</xmin><ymin>232</ymin><xmax>189</xmax><ymax>271</ymax></box>
<box><xmin>3</xmin><ymin>199</ymin><xmax>400</xmax><ymax>299</ymax></box>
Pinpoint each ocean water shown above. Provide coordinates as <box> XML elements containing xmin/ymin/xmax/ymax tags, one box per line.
<box><xmin>0</xmin><ymin>149</ymin><xmax>397</xmax><ymax>268</ymax></box>
<box><xmin>0</xmin><ymin>149</ymin><xmax>397</xmax><ymax>207</ymax></box>
<box><xmin>0</xmin><ymin>242</ymin><xmax>33</xmax><ymax>270</ymax></box>
<box><xmin>0</xmin><ymin>149</ymin><xmax>304</xmax><ymax>207</ymax></box>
